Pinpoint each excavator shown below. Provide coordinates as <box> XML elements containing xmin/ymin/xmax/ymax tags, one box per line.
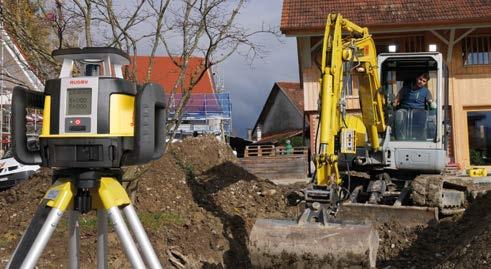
<box><xmin>248</xmin><ymin>13</ymin><xmax>469</xmax><ymax>268</ymax></box>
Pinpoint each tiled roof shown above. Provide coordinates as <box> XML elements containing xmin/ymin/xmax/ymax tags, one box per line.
<box><xmin>281</xmin><ymin>0</ymin><xmax>491</xmax><ymax>34</ymax></box>
<box><xmin>258</xmin><ymin>129</ymin><xmax>303</xmax><ymax>144</ymax></box>
<box><xmin>252</xmin><ymin>81</ymin><xmax>305</xmax><ymax>138</ymax></box>
<box><xmin>277</xmin><ymin>82</ymin><xmax>304</xmax><ymax>113</ymax></box>
<box><xmin>131</xmin><ymin>56</ymin><xmax>214</xmax><ymax>94</ymax></box>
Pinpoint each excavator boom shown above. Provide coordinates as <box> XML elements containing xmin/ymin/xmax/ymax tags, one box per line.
<box><xmin>316</xmin><ymin>13</ymin><xmax>386</xmax><ymax>186</ymax></box>
<box><xmin>248</xmin><ymin>14</ymin><xmax>383</xmax><ymax>269</ymax></box>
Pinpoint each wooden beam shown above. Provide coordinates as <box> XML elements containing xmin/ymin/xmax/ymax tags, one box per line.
<box><xmin>430</xmin><ymin>30</ymin><xmax>449</xmax><ymax>45</ymax></box>
<box><xmin>454</xmin><ymin>28</ymin><xmax>476</xmax><ymax>44</ymax></box>
<box><xmin>297</xmin><ymin>37</ymin><xmax>311</xmax><ymax>69</ymax></box>
<box><xmin>445</xmin><ymin>28</ymin><xmax>475</xmax><ymax>64</ymax></box>
<box><xmin>285</xmin><ymin>23</ymin><xmax>491</xmax><ymax>37</ymax></box>
<box><xmin>311</xmin><ymin>38</ymin><xmax>323</xmax><ymax>53</ymax></box>
<box><xmin>447</xmin><ymin>28</ymin><xmax>455</xmax><ymax>63</ymax></box>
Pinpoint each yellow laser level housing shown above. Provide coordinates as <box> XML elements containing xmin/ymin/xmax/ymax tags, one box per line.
<box><xmin>12</xmin><ymin>47</ymin><xmax>166</xmax><ymax>168</ymax></box>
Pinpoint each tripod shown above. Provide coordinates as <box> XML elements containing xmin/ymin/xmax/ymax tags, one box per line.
<box><xmin>7</xmin><ymin>169</ymin><xmax>163</xmax><ymax>269</ymax></box>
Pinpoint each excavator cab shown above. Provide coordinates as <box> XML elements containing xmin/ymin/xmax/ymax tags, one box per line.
<box><xmin>380</xmin><ymin>53</ymin><xmax>442</xmax><ymax>142</ymax></box>
<box><xmin>378</xmin><ymin>52</ymin><xmax>449</xmax><ymax>172</ymax></box>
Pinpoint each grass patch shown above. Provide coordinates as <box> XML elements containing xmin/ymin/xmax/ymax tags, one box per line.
<box><xmin>139</xmin><ymin>212</ymin><xmax>185</xmax><ymax>229</ymax></box>
<box><xmin>184</xmin><ymin>164</ymin><xmax>195</xmax><ymax>178</ymax></box>
<box><xmin>0</xmin><ymin>232</ymin><xmax>17</xmax><ymax>248</ymax></box>
<box><xmin>54</xmin><ymin>214</ymin><xmax>97</xmax><ymax>232</ymax></box>
<box><xmin>79</xmin><ymin>215</ymin><xmax>97</xmax><ymax>231</ymax></box>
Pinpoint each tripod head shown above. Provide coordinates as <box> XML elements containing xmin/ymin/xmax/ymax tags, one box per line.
<box><xmin>11</xmin><ymin>47</ymin><xmax>166</xmax><ymax>169</ymax></box>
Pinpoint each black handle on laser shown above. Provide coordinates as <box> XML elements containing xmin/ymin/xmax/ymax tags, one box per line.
<box><xmin>125</xmin><ymin>83</ymin><xmax>166</xmax><ymax>165</ymax></box>
<box><xmin>11</xmin><ymin>86</ymin><xmax>44</xmax><ymax>165</ymax></box>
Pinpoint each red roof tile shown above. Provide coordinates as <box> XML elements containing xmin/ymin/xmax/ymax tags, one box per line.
<box><xmin>281</xmin><ymin>0</ymin><xmax>491</xmax><ymax>34</ymax></box>
<box><xmin>277</xmin><ymin>82</ymin><xmax>304</xmax><ymax>113</ymax></box>
<box><xmin>258</xmin><ymin>129</ymin><xmax>303</xmax><ymax>144</ymax></box>
<box><xmin>131</xmin><ymin>56</ymin><xmax>214</xmax><ymax>94</ymax></box>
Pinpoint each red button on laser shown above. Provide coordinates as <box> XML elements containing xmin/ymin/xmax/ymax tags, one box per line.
<box><xmin>75</xmin><ymin>119</ymin><xmax>81</xmax><ymax>125</ymax></box>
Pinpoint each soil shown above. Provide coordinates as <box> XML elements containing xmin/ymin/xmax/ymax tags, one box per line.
<box><xmin>379</xmin><ymin>191</ymin><xmax>491</xmax><ymax>269</ymax></box>
<box><xmin>0</xmin><ymin>135</ymin><xmax>490</xmax><ymax>268</ymax></box>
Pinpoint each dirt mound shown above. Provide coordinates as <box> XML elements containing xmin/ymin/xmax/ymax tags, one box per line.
<box><xmin>136</xmin><ymin>135</ymin><xmax>296</xmax><ymax>268</ymax></box>
<box><xmin>381</xmin><ymin>192</ymin><xmax>491</xmax><ymax>269</ymax></box>
<box><xmin>0</xmin><ymin>135</ymin><xmax>296</xmax><ymax>268</ymax></box>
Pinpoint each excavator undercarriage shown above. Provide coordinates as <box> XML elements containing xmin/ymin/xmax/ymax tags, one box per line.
<box><xmin>249</xmin><ymin>172</ymin><xmax>473</xmax><ymax>268</ymax></box>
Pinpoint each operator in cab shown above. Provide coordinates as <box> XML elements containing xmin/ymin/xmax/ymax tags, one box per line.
<box><xmin>392</xmin><ymin>72</ymin><xmax>433</xmax><ymax>109</ymax></box>
<box><xmin>392</xmin><ymin>72</ymin><xmax>435</xmax><ymax>140</ymax></box>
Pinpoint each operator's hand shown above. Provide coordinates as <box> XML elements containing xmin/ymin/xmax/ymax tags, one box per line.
<box><xmin>429</xmin><ymin>101</ymin><xmax>437</xmax><ymax>110</ymax></box>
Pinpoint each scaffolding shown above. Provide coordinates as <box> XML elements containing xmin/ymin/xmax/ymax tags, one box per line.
<box><xmin>1</xmin><ymin>23</ymin><xmax>43</xmax><ymax>154</ymax></box>
<box><xmin>168</xmin><ymin>92</ymin><xmax>232</xmax><ymax>138</ymax></box>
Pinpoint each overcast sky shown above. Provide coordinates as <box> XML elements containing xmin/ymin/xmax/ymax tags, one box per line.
<box><xmin>221</xmin><ymin>1</ymin><xmax>299</xmax><ymax>138</ymax></box>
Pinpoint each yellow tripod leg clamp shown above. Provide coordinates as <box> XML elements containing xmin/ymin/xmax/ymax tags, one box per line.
<box><xmin>45</xmin><ymin>179</ymin><xmax>75</xmax><ymax>211</ymax></box>
<box><xmin>97</xmin><ymin>177</ymin><xmax>131</xmax><ymax>210</ymax></box>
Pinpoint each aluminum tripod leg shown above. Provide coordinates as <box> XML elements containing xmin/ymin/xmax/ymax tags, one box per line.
<box><xmin>69</xmin><ymin>210</ymin><xmax>80</xmax><ymax>269</ymax></box>
<box><xmin>98</xmin><ymin>177</ymin><xmax>163</xmax><ymax>269</ymax></box>
<box><xmin>107</xmin><ymin>206</ymin><xmax>146</xmax><ymax>268</ymax></box>
<box><xmin>7</xmin><ymin>180</ymin><xmax>74</xmax><ymax>269</ymax></box>
<box><xmin>124</xmin><ymin>204</ymin><xmax>163</xmax><ymax>269</ymax></box>
<box><xmin>97</xmin><ymin>209</ymin><xmax>108</xmax><ymax>269</ymax></box>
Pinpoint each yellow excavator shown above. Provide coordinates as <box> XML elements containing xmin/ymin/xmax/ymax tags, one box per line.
<box><xmin>248</xmin><ymin>13</ymin><xmax>467</xmax><ymax>268</ymax></box>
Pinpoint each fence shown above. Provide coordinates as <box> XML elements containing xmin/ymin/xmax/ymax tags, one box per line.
<box><xmin>244</xmin><ymin>145</ymin><xmax>308</xmax><ymax>158</ymax></box>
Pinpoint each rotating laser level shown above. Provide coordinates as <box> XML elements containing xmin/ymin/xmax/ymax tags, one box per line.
<box><xmin>7</xmin><ymin>47</ymin><xmax>166</xmax><ymax>269</ymax></box>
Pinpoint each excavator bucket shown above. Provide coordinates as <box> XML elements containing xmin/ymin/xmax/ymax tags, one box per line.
<box><xmin>248</xmin><ymin>218</ymin><xmax>379</xmax><ymax>269</ymax></box>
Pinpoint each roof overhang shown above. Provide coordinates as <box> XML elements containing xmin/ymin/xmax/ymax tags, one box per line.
<box><xmin>283</xmin><ymin>22</ymin><xmax>491</xmax><ymax>37</ymax></box>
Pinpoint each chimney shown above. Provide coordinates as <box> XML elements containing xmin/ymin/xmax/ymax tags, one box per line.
<box><xmin>256</xmin><ymin>126</ymin><xmax>262</xmax><ymax>141</ymax></box>
<box><xmin>247</xmin><ymin>128</ymin><xmax>253</xmax><ymax>141</ymax></box>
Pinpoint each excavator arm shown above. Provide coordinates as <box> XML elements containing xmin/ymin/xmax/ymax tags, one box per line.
<box><xmin>315</xmin><ymin>13</ymin><xmax>386</xmax><ymax>187</ymax></box>
<box><xmin>248</xmin><ymin>14</ymin><xmax>383</xmax><ymax>268</ymax></box>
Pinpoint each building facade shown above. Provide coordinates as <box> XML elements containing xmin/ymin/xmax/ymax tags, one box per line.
<box><xmin>132</xmin><ymin>56</ymin><xmax>232</xmax><ymax>138</ymax></box>
<box><xmin>281</xmin><ymin>0</ymin><xmax>491</xmax><ymax>170</ymax></box>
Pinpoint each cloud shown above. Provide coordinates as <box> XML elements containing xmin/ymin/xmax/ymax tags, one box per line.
<box><xmin>221</xmin><ymin>0</ymin><xmax>299</xmax><ymax>137</ymax></box>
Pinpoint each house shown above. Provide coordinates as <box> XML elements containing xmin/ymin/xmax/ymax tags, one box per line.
<box><xmin>281</xmin><ymin>0</ymin><xmax>491</xmax><ymax>170</ymax></box>
<box><xmin>131</xmin><ymin>56</ymin><xmax>232</xmax><ymax>138</ymax></box>
<box><xmin>0</xmin><ymin>28</ymin><xmax>43</xmax><ymax>152</ymax></box>
<box><xmin>132</xmin><ymin>56</ymin><xmax>214</xmax><ymax>94</ymax></box>
<box><xmin>252</xmin><ymin>82</ymin><xmax>307</xmax><ymax>145</ymax></box>
<box><xmin>242</xmin><ymin>82</ymin><xmax>309</xmax><ymax>181</ymax></box>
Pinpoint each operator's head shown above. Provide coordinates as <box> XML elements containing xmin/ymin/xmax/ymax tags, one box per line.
<box><xmin>416</xmin><ymin>72</ymin><xmax>430</xmax><ymax>88</ymax></box>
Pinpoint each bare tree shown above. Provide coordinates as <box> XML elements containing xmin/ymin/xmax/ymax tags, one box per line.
<box><xmin>160</xmin><ymin>0</ymin><xmax>275</xmax><ymax>140</ymax></box>
<box><xmin>1</xmin><ymin>0</ymin><xmax>60</xmax><ymax>81</ymax></box>
<box><xmin>145</xmin><ymin>0</ymin><xmax>171</xmax><ymax>82</ymax></box>
<box><xmin>2</xmin><ymin>0</ymin><xmax>276</xmax><ymax>199</ymax></box>
<box><xmin>71</xmin><ymin>0</ymin><xmax>94</xmax><ymax>46</ymax></box>
<box><xmin>5</xmin><ymin>0</ymin><xmax>275</xmax><ymax>135</ymax></box>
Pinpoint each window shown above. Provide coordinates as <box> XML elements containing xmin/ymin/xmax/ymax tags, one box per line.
<box><xmin>462</xmin><ymin>36</ymin><xmax>491</xmax><ymax>65</ymax></box>
<box><xmin>467</xmin><ymin>111</ymin><xmax>491</xmax><ymax>165</ymax></box>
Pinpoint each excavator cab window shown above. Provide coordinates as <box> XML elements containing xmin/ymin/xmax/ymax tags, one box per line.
<box><xmin>381</xmin><ymin>57</ymin><xmax>439</xmax><ymax>142</ymax></box>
